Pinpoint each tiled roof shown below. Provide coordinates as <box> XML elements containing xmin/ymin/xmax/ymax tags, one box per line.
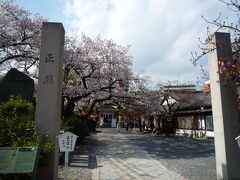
<box><xmin>168</xmin><ymin>90</ymin><xmax>211</xmax><ymax>110</ymax></box>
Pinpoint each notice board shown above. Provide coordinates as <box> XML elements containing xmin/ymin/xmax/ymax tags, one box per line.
<box><xmin>0</xmin><ymin>147</ymin><xmax>39</xmax><ymax>174</ymax></box>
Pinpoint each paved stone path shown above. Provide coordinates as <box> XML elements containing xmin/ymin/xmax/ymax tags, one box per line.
<box><xmin>58</xmin><ymin>128</ymin><xmax>216</xmax><ymax>180</ymax></box>
<box><xmin>94</xmin><ymin>129</ymin><xmax>185</xmax><ymax>180</ymax></box>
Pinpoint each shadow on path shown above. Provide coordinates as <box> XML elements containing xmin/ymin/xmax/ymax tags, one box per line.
<box><xmin>129</xmin><ymin>135</ymin><xmax>215</xmax><ymax>160</ymax></box>
<box><xmin>94</xmin><ymin>129</ymin><xmax>215</xmax><ymax>160</ymax></box>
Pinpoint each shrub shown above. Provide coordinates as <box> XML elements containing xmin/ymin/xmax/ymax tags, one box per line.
<box><xmin>62</xmin><ymin>115</ymin><xmax>90</xmax><ymax>140</ymax></box>
<box><xmin>0</xmin><ymin>97</ymin><xmax>39</xmax><ymax>147</ymax></box>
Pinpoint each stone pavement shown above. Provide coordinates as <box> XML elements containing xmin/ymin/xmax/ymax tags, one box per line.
<box><xmin>93</xmin><ymin>128</ymin><xmax>185</xmax><ymax>180</ymax></box>
<box><xmin>59</xmin><ymin>128</ymin><xmax>186</xmax><ymax>180</ymax></box>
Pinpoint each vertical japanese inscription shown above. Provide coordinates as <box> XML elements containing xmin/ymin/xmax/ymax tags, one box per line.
<box><xmin>66</xmin><ymin>135</ymin><xmax>70</xmax><ymax>149</ymax></box>
<box><xmin>43</xmin><ymin>53</ymin><xmax>54</xmax><ymax>84</ymax></box>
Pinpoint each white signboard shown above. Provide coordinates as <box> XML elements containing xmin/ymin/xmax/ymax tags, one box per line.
<box><xmin>57</xmin><ymin>132</ymin><xmax>78</xmax><ymax>152</ymax></box>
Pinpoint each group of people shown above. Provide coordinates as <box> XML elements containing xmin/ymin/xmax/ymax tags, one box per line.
<box><xmin>137</xmin><ymin>117</ymin><xmax>160</xmax><ymax>133</ymax></box>
<box><xmin>124</xmin><ymin>119</ymin><xmax>156</xmax><ymax>132</ymax></box>
<box><xmin>125</xmin><ymin>120</ymin><xmax>134</xmax><ymax>131</ymax></box>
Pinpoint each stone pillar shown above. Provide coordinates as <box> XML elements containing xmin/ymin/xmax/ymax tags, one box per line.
<box><xmin>35</xmin><ymin>22</ymin><xmax>65</xmax><ymax>180</ymax></box>
<box><xmin>208</xmin><ymin>32</ymin><xmax>240</xmax><ymax>179</ymax></box>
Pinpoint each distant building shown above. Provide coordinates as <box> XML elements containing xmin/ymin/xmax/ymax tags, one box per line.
<box><xmin>160</xmin><ymin>84</ymin><xmax>196</xmax><ymax>91</ymax></box>
<box><xmin>174</xmin><ymin>90</ymin><xmax>213</xmax><ymax>138</ymax></box>
<box><xmin>146</xmin><ymin>85</ymin><xmax>213</xmax><ymax>138</ymax></box>
<box><xmin>98</xmin><ymin>104</ymin><xmax>118</xmax><ymax>128</ymax></box>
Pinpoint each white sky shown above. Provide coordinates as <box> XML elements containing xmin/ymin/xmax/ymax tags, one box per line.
<box><xmin>15</xmin><ymin>0</ymin><xmax>238</xmax><ymax>89</ymax></box>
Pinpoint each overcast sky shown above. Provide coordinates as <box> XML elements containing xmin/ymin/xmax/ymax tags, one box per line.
<box><xmin>15</xmin><ymin>0</ymin><xmax>237</xmax><ymax>89</ymax></box>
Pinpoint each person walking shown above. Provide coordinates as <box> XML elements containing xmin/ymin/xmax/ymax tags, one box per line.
<box><xmin>100</xmin><ymin>116</ymin><xmax>104</xmax><ymax>129</ymax></box>
<box><xmin>142</xmin><ymin>121</ymin><xmax>146</xmax><ymax>132</ymax></box>
<box><xmin>138</xmin><ymin>118</ymin><xmax>142</xmax><ymax>132</ymax></box>
<box><xmin>125</xmin><ymin>121</ymin><xmax>129</xmax><ymax>131</ymax></box>
<box><xmin>130</xmin><ymin>120</ymin><xmax>133</xmax><ymax>131</ymax></box>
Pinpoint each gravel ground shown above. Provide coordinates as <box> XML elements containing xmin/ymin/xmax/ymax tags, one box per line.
<box><xmin>58</xmin><ymin>166</ymin><xmax>93</xmax><ymax>180</ymax></box>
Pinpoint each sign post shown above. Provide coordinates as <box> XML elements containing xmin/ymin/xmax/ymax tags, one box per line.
<box><xmin>64</xmin><ymin>151</ymin><xmax>69</xmax><ymax>180</ymax></box>
<box><xmin>57</xmin><ymin>132</ymin><xmax>78</xmax><ymax>180</ymax></box>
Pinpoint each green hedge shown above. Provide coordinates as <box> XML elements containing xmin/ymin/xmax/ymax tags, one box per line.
<box><xmin>0</xmin><ymin>97</ymin><xmax>39</xmax><ymax>147</ymax></box>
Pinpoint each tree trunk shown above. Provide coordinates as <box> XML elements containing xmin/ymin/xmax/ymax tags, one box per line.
<box><xmin>64</xmin><ymin>98</ymin><xmax>75</xmax><ymax>117</ymax></box>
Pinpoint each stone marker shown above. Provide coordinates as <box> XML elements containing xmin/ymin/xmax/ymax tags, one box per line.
<box><xmin>208</xmin><ymin>32</ymin><xmax>240</xmax><ymax>179</ymax></box>
<box><xmin>35</xmin><ymin>22</ymin><xmax>65</xmax><ymax>180</ymax></box>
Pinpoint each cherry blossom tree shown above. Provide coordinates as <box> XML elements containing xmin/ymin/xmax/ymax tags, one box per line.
<box><xmin>0</xmin><ymin>0</ymin><xmax>44</xmax><ymax>77</ymax></box>
<box><xmin>0</xmin><ymin>1</ymin><xmax>149</xmax><ymax>116</ymax></box>
<box><xmin>63</xmin><ymin>34</ymin><xmax>148</xmax><ymax>116</ymax></box>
